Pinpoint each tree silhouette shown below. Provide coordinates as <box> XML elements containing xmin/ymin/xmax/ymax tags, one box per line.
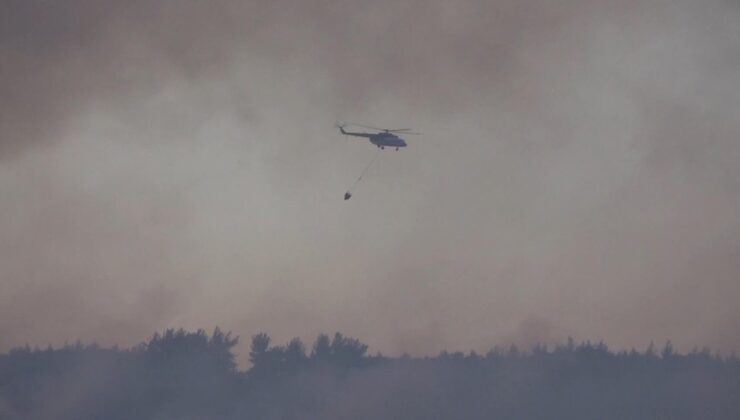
<box><xmin>284</xmin><ymin>337</ymin><xmax>307</xmax><ymax>370</ymax></box>
<box><xmin>311</xmin><ymin>333</ymin><xmax>331</xmax><ymax>362</ymax></box>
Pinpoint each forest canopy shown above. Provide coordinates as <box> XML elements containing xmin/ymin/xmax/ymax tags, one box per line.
<box><xmin>1</xmin><ymin>328</ymin><xmax>738</xmax><ymax>419</ymax></box>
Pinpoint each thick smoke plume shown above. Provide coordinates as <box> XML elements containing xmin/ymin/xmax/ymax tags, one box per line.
<box><xmin>1</xmin><ymin>0</ymin><xmax>739</xmax><ymax>364</ymax></box>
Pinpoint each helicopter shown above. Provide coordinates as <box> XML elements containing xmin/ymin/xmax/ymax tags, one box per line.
<box><xmin>336</xmin><ymin>123</ymin><xmax>419</xmax><ymax>150</ymax></box>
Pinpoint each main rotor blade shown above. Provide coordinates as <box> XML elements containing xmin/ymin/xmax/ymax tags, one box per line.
<box><xmin>347</xmin><ymin>123</ymin><xmax>421</xmax><ymax>135</ymax></box>
<box><xmin>348</xmin><ymin>123</ymin><xmax>385</xmax><ymax>131</ymax></box>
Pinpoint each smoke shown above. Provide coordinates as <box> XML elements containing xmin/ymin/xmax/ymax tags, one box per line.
<box><xmin>1</xmin><ymin>0</ymin><xmax>740</xmax><ymax>363</ymax></box>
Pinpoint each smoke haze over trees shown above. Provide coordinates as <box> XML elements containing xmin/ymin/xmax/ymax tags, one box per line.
<box><xmin>1</xmin><ymin>329</ymin><xmax>738</xmax><ymax>419</ymax></box>
<box><xmin>3</xmin><ymin>1</ymin><xmax>740</xmax><ymax>417</ymax></box>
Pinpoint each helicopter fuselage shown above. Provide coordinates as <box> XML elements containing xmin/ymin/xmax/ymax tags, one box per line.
<box><xmin>369</xmin><ymin>133</ymin><xmax>407</xmax><ymax>148</ymax></box>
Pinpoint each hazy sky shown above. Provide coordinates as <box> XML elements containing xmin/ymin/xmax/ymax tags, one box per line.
<box><xmin>2</xmin><ymin>0</ymin><xmax>739</xmax><ymax>364</ymax></box>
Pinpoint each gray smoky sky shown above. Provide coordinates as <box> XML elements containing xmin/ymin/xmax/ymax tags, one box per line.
<box><xmin>2</xmin><ymin>0</ymin><xmax>740</xmax><ymax>364</ymax></box>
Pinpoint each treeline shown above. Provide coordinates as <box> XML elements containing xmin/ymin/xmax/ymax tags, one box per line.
<box><xmin>1</xmin><ymin>328</ymin><xmax>739</xmax><ymax>419</ymax></box>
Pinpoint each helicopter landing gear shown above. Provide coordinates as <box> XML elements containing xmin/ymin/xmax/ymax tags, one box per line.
<box><xmin>381</xmin><ymin>146</ymin><xmax>385</xmax><ymax>150</ymax></box>
<box><xmin>396</xmin><ymin>147</ymin><xmax>399</xmax><ymax>151</ymax></box>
